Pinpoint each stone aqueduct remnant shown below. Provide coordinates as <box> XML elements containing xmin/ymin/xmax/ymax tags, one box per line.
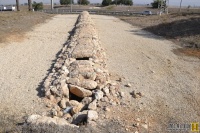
<box><xmin>27</xmin><ymin>11</ymin><xmax>120</xmax><ymax>127</ymax></box>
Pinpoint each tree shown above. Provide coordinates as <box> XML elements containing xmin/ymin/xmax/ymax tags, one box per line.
<box><xmin>102</xmin><ymin>0</ymin><xmax>112</xmax><ymax>6</ymax></box>
<box><xmin>151</xmin><ymin>0</ymin><xmax>166</xmax><ymax>8</ymax></box>
<box><xmin>28</xmin><ymin>0</ymin><xmax>32</xmax><ymax>11</ymax></box>
<box><xmin>111</xmin><ymin>0</ymin><xmax>133</xmax><ymax>5</ymax></box>
<box><xmin>179</xmin><ymin>0</ymin><xmax>183</xmax><ymax>12</ymax></box>
<box><xmin>78</xmin><ymin>0</ymin><xmax>90</xmax><ymax>5</ymax></box>
<box><xmin>16</xmin><ymin>0</ymin><xmax>20</xmax><ymax>11</ymax></box>
<box><xmin>60</xmin><ymin>0</ymin><xmax>74</xmax><ymax>5</ymax></box>
<box><xmin>32</xmin><ymin>1</ymin><xmax>43</xmax><ymax>11</ymax></box>
<box><xmin>125</xmin><ymin>0</ymin><xmax>133</xmax><ymax>5</ymax></box>
<box><xmin>187</xmin><ymin>5</ymin><xmax>191</xmax><ymax>11</ymax></box>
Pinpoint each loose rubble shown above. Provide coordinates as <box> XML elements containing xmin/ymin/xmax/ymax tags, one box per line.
<box><xmin>130</xmin><ymin>91</ymin><xmax>143</xmax><ymax>99</ymax></box>
<box><xmin>27</xmin><ymin>11</ymin><xmax>121</xmax><ymax>127</ymax></box>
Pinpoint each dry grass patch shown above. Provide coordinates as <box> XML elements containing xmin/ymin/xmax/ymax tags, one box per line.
<box><xmin>0</xmin><ymin>11</ymin><xmax>54</xmax><ymax>46</ymax></box>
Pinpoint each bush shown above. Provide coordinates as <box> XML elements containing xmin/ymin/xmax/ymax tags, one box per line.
<box><xmin>77</xmin><ymin>0</ymin><xmax>90</xmax><ymax>5</ymax></box>
<box><xmin>32</xmin><ymin>1</ymin><xmax>43</xmax><ymax>11</ymax></box>
<box><xmin>151</xmin><ymin>0</ymin><xmax>166</xmax><ymax>8</ymax></box>
<box><xmin>60</xmin><ymin>0</ymin><xmax>74</xmax><ymax>5</ymax></box>
<box><xmin>103</xmin><ymin>0</ymin><xmax>133</xmax><ymax>6</ymax></box>
<box><xmin>102</xmin><ymin>0</ymin><xmax>112</xmax><ymax>6</ymax></box>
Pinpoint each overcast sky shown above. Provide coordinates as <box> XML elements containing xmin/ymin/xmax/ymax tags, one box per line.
<box><xmin>1</xmin><ymin>0</ymin><xmax>200</xmax><ymax>6</ymax></box>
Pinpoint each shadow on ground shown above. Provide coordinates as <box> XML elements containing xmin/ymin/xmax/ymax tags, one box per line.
<box><xmin>142</xmin><ymin>17</ymin><xmax>200</xmax><ymax>48</ymax></box>
<box><xmin>35</xmin><ymin>18</ymin><xmax>79</xmax><ymax>98</ymax></box>
<box><xmin>21</xmin><ymin>120</ymin><xmax>127</xmax><ymax>133</ymax></box>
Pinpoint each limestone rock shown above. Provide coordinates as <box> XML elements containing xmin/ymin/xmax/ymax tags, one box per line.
<box><xmin>66</xmin><ymin>100</ymin><xmax>80</xmax><ymax>107</ymax></box>
<box><xmin>56</xmin><ymin>117</ymin><xmax>70</xmax><ymax>126</ymax></box>
<box><xmin>36</xmin><ymin>116</ymin><xmax>57</xmax><ymax>125</ymax></box>
<box><xmin>44</xmin><ymin>78</ymin><xmax>51</xmax><ymax>88</ymax></box>
<box><xmin>81</xmin><ymin>97</ymin><xmax>92</xmax><ymax>105</ymax></box>
<box><xmin>126</xmin><ymin>83</ymin><xmax>131</xmax><ymax>87</ymax></box>
<box><xmin>87</xmin><ymin>110</ymin><xmax>98</xmax><ymax>121</ymax></box>
<box><xmin>88</xmin><ymin>100</ymin><xmax>97</xmax><ymax>110</ymax></box>
<box><xmin>51</xmin><ymin>109</ymin><xmax>58</xmax><ymax>116</ymax></box>
<box><xmin>79</xmin><ymin>79</ymin><xmax>97</xmax><ymax>90</ymax></box>
<box><xmin>82</xmin><ymin>72</ymin><xmax>96</xmax><ymax>80</ymax></box>
<box><xmin>26</xmin><ymin>115</ymin><xmax>41</xmax><ymax>124</ymax></box>
<box><xmin>71</xmin><ymin>103</ymin><xmax>84</xmax><ymax>115</ymax></box>
<box><xmin>61</xmin><ymin>66</ymin><xmax>69</xmax><ymax>74</ymax></box>
<box><xmin>72</xmin><ymin>111</ymin><xmax>88</xmax><ymax>125</ymax></box>
<box><xmin>102</xmin><ymin>87</ymin><xmax>110</xmax><ymax>96</ymax></box>
<box><xmin>48</xmin><ymin>95</ymin><xmax>56</xmax><ymax>103</ymax></box>
<box><xmin>27</xmin><ymin>115</ymin><xmax>78</xmax><ymax>128</ymax></box>
<box><xmin>87</xmin><ymin>120</ymin><xmax>97</xmax><ymax>126</ymax></box>
<box><xmin>104</xmin><ymin>107</ymin><xmax>110</xmax><ymax>112</ymax></box>
<box><xmin>59</xmin><ymin>99</ymin><xmax>67</xmax><ymax>109</ymax></box>
<box><xmin>60</xmin><ymin>81</ymin><xmax>69</xmax><ymax>98</ymax></box>
<box><xmin>119</xmin><ymin>91</ymin><xmax>125</xmax><ymax>98</ymax></box>
<box><xmin>57</xmin><ymin>111</ymin><xmax>64</xmax><ymax>117</ymax></box>
<box><xmin>67</xmin><ymin>78</ymin><xmax>80</xmax><ymax>85</ymax></box>
<box><xmin>69</xmin><ymin>85</ymin><xmax>92</xmax><ymax>98</ymax></box>
<box><xmin>94</xmin><ymin>90</ymin><xmax>104</xmax><ymax>100</ymax></box>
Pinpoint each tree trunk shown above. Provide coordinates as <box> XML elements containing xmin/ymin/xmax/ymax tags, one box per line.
<box><xmin>179</xmin><ymin>0</ymin><xmax>183</xmax><ymax>12</ymax></box>
<box><xmin>166</xmin><ymin>0</ymin><xmax>169</xmax><ymax>14</ymax></box>
<box><xmin>28</xmin><ymin>0</ymin><xmax>32</xmax><ymax>11</ymax></box>
<box><xmin>16</xmin><ymin>0</ymin><xmax>20</xmax><ymax>11</ymax></box>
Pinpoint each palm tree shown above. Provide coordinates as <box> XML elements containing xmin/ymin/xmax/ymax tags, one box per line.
<box><xmin>16</xmin><ymin>0</ymin><xmax>19</xmax><ymax>11</ymax></box>
<box><xmin>179</xmin><ymin>0</ymin><xmax>183</xmax><ymax>12</ymax></box>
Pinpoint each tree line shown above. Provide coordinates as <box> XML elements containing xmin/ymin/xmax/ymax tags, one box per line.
<box><xmin>151</xmin><ymin>0</ymin><xmax>184</xmax><ymax>12</ymax></box>
<box><xmin>60</xmin><ymin>0</ymin><xmax>90</xmax><ymax>5</ymax></box>
<box><xmin>15</xmin><ymin>0</ymin><xmax>43</xmax><ymax>11</ymax></box>
<box><xmin>102</xmin><ymin>0</ymin><xmax>133</xmax><ymax>6</ymax></box>
<box><xmin>15</xmin><ymin>0</ymin><xmax>185</xmax><ymax>12</ymax></box>
<box><xmin>60</xmin><ymin>0</ymin><xmax>133</xmax><ymax>6</ymax></box>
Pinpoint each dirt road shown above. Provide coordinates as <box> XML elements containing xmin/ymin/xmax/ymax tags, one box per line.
<box><xmin>0</xmin><ymin>14</ymin><xmax>199</xmax><ymax>132</ymax></box>
<box><xmin>92</xmin><ymin>15</ymin><xmax>200</xmax><ymax>132</ymax></box>
<box><xmin>0</xmin><ymin>15</ymin><xmax>78</xmax><ymax>131</ymax></box>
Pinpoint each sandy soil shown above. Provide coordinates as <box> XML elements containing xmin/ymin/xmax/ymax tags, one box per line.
<box><xmin>92</xmin><ymin>15</ymin><xmax>200</xmax><ymax>132</ymax></box>
<box><xmin>0</xmin><ymin>14</ymin><xmax>78</xmax><ymax>131</ymax></box>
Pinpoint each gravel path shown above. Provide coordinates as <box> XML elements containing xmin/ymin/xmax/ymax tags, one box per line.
<box><xmin>0</xmin><ymin>15</ymin><xmax>78</xmax><ymax>130</ymax></box>
<box><xmin>93</xmin><ymin>15</ymin><xmax>200</xmax><ymax>132</ymax></box>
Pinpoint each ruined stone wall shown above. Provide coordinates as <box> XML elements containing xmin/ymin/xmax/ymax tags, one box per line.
<box><xmin>26</xmin><ymin>11</ymin><xmax>120</xmax><ymax>127</ymax></box>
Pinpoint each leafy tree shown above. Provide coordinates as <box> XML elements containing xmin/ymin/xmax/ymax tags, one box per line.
<box><xmin>110</xmin><ymin>0</ymin><xmax>133</xmax><ymax>6</ymax></box>
<box><xmin>125</xmin><ymin>0</ymin><xmax>133</xmax><ymax>5</ymax></box>
<box><xmin>32</xmin><ymin>1</ymin><xmax>43</xmax><ymax>11</ymax></box>
<box><xmin>78</xmin><ymin>0</ymin><xmax>90</xmax><ymax>5</ymax></box>
<box><xmin>102</xmin><ymin>0</ymin><xmax>112</xmax><ymax>6</ymax></box>
<box><xmin>151</xmin><ymin>0</ymin><xmax>165</xmax><ymax>8</ymax></box>
<box><xmin>60</xmin><ymin>0</ymin><xmax>74</xmax><ymax>5</ymax></box>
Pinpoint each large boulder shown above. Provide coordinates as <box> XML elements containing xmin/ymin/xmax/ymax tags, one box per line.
<box><xmin>69</xmin><ymin>85</ymin><xmax>92</xmax><ymax>98</ymax></box>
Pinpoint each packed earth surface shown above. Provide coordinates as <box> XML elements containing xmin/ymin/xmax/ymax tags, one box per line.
<box><xmin>0</xmin><ymin>12</ymin><xmax>199</xmax><ymax>133</ymax></box>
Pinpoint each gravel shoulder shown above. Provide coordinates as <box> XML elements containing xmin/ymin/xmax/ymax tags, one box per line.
<box><xmin>0</xmin><ymin>14</ymin><xmax>78</xmax><ymax>131</ymax></box>
<box><xmin>93</xmin><ymin>15</ymin><xmax>200</xmax><ymax>132</ymax></box>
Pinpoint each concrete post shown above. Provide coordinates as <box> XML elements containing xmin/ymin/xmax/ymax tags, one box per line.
<box><xmin>51</xmin><ymin>0</ymin><xmax>54</xmax><ymax>10</ymax></box>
